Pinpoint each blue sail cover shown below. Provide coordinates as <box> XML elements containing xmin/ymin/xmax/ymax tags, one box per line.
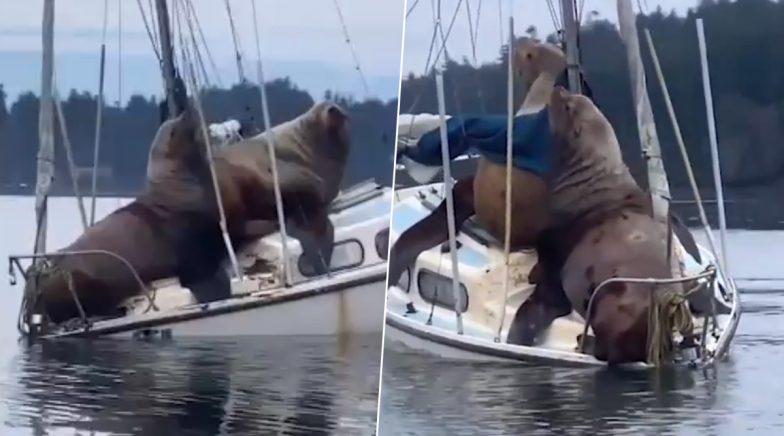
<box><xmin>402</xmin><ymin>108</ymin><xmax>553</xmax><ymax>176</ymax></box>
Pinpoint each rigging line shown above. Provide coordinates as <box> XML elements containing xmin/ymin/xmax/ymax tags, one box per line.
<box><xmin>181</xmin><ymin>0</ymin><xmax>211</xmax><ymax>88</ymax></box>
<box><xmin>250</xmin><ymin>0</ymin><xmax>292</xmax><ymax>286</ymax></box>
<box><xmin>497</xmin><ymin>0</ymin><xmax>503</xmax><ymax>46</ymax></box>
<box><xmin>435</xmin><ymin>0</ymin><xmax>467</xmax><ymax>129</ymax></box>
<box><xmin>579</xmin><ymin>0</ymin><xmax>587</xmax><ymax>24</ymax></box>
<box><xmin>118</xmin><ymin>0</ymin><xmax>123</xmax><ymax>104</ymax></box>
<box><xmin>406</xmin><ymin>0</ymin><xmax>421</xmax><ymax>18</ymax></box>
<box><xmin>135</xmin><ymin>0</ymin><xmax>162</xmax><ymax>63</ymax></box>
<box><xmin>185</xmin><ymin>0</ymin><xmax>223</xmax><ymax>88</ymax></box>
<box><xmin>147</xmin><ymin>0</ymin><xmax>161</xmax><ymax>55</ymax></box>
<box><xmin>51</xmin><ymin>75</ymin><xmax>89</xmax><ymax>231</ymax></box>
<box><xmin>223</xmin><ymin>0</ymin><xmax>246</xmax><ymax>83</ymax></box>
<box><xmin>429</xmin><ymin>0</ymin><xmax>464</xmax><ymax>72</ymax></box>
<box><xmin>180</xmin><ymin>31</ymin><xmax>243</xmax><ymax>281</ymax></box>
<box><xmin>545</xmin><ymin>0</ymin><xmax>562</xmax><ymax>37</ymax></box>
<box><xmin>465</xmin><ymin>0</ymin><xmax>486</xmax><ymax>113</ymax></box>
<box><xmin>90</xmin><ymin>0</ymin><xmax>109</xmax><ymax>225</ymax></box>
<box><xmin>332</xmin><ymin>0</ymin><xmax>371</xmax><ymax>98</ymax></box>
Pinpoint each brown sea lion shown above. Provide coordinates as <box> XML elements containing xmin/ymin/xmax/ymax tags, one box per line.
<box><xmin>26</xmin><ymin>105</ymin><xmax>228</xmax><ymax>325</ymax></box>
<box><xmin>212</xmin><ymin>100</ymin><xmax>351</xmax><ymax>272</ymax></box>
<box><xmin>386</xmin><ymin>38</ymin><xmax>566</xmax><ymax>286</ymax></box>
<box><xmin>515</xmin><ymin>87</ymin><xmax>681</xmax><ymax>364</ymax></box>
<box><xmin>472</xmin><ymin>38</ymin><xmax>566</xmax><ymax>248</ymax></box>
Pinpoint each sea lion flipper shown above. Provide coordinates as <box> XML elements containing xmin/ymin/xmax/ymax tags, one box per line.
<box><xmin>507</xmin><ymin>258</ymin><xmax>572</xmax><ymax>346</ymax></box>
<box><xmin>387</xmin><ymin>176</ymin><xmax>475</xmax><ymax>286</ymax></box>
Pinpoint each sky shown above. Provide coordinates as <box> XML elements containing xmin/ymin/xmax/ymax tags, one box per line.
<box><xmin>0</xmin><ymin>0</ymin><xmax>407</xmax><ymax>104</ymax></box>
<box><xmin>401</xmin><ymin>0</ymin><xmax>699</xmax><ymax>75</ymax></box>
<box><xmin>0</xmin><ymin>0</ymin><xmax>703</xmax><ymax>105</ymax></box>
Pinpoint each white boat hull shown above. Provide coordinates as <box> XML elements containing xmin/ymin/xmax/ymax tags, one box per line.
<box><xmin>44</xmin><ymin>266</ymin><xmax>387</xmax><ymax>340</ymax></box>
<box><xmin>384</xmin><ymin>184</ymin><xmax>742</xmax><ymax>369</ymax></box>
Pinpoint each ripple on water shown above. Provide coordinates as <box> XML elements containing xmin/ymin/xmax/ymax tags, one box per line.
<box><xmin>379</xmin><ymin>287</ymin><xmax>784</xmax><ymax>435</ymax></box>
<box><xmin>0</xmin><ymin>335</ymin><xmax>382</xmax><ymax>435</ymax></box>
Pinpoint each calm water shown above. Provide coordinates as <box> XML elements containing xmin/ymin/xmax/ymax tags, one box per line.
<box><xmin>0</xmin><ymin>196</ymin><xmax>381</xmax><ymax>435</ymax></box>
<box><xmin>378</xmin><ymin>231</ymin><xmax>784</xmax><ymax>435</ymax></box>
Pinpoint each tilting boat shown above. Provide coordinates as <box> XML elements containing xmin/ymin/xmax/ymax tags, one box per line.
<box><xmin>8</xmin><ymin>0</ymin><xmax>390</xmax><ymax>340</ymax></box>
<box><xmin>384</xmin><ymin>0</ymin><xmax>741</xmax><ymax>368</ymax></box>
<box><xmin>9</xmin><ymin>180</ymin><xmax>391</xmax><ymax>339</ymax></box>
<box><xmin>384</xmin><ymin>183</ymin><xmax>740</xmax><ymax>368</ymax></box>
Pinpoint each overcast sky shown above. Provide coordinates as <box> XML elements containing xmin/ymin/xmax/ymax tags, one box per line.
<box><xmin>402</xmin><ymin>0</ymin><xmax>699</xmax><ymax>75</ymax></box>
<box><xmin>0</xmin><ymin>0</ymin><xmax>406</xmax><ymax>102</ymax></box>
<box><xmin>0</xmin><ymin>0</ymin><xmax>703</xmax><ymax>103</ymax></box>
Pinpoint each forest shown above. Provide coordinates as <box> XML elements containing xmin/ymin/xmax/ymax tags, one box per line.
<box><xmin>1</xmin><ymin>0</ymin><xmax>783</xmax><ymax>228</ymax></box>
<box><xmin>398</xmin><ymin>0</ymin><xmax>784</xmax><ymax>227</ymax></box>
<box><xmin>0</xmin><ymin>78</ymin><xmax>398</xmax><ymax>195</ymax></box>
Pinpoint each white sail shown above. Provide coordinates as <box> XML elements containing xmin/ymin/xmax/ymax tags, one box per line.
<box><xmin>34</xmin><ymin>0</ymin><xmax>55</xmax><ymax>259</ymax></box>
<box><xmin>616</xmin><ymin>0</ymin><xmax>671</xmax><ymax>224</ymax></box>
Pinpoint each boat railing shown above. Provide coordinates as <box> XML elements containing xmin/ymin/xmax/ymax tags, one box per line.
<box><xmin>8</xmin><ymin>250</ymin><xmax>159</xmax><ymax>334</ymax></box>
<box><xmin>577</xmin><ymin>265</ymin><xmax>719</xmax><ymax>365</ymax></box>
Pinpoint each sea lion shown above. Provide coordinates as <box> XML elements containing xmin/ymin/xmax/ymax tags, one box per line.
<box><xmin>386</xmin><ymin>38</ymin><xmax>566</xmax><ymax>286</ymax></box>
<box><xmin>212</xmin><ymin>100</ymin><xmax>351</xmax><ymax>272</ymax></box>
<box><xmin>515</xmin><ymin>87</ymin><xmax>682</xmax><ymax>364</ymax></box>
<box><xmin>473</xmin><ymin>38</ymin><xmax>566</xmax><ymax>248</ymax></box>
<box><xmin>26</xmin><ymin>105</ymin><xmax>227</xmax><ymax>325</ymax></box>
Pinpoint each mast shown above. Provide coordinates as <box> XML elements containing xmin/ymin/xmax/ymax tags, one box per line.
<box><xmin>616</xmin><ymin>0</ymin><xmax>671</xmax><ymax>224</ymax></box>
<box><xmin>34</xmin><ymin>0</ymin><xmax>55</xmax><ymax>260</ymax></box>
<box><xmin>155</xmin><ymin>0</ymin><xmax>178</xmax><ymax>118</ymax></box>
<box><xmin>560</xmin><ymin>0</ymin><xmax>582</xmax><ymax>93</ymax></box>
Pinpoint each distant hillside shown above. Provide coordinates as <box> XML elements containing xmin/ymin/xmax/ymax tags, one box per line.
<box><xmin>0</xmin><ymin>79</ymin><xmax>397</xmax><ymax>196</ymax></box>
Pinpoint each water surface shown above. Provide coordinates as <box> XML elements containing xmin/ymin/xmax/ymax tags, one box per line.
<box><xmin>0</xmin><ymin>196</ymin><xmax>382</xmax><ymax>435</ymax></box>
<box><xmin>379</xmin><ymin>231</ymin><xmax>784</xmax><ymax>435</ymax></box>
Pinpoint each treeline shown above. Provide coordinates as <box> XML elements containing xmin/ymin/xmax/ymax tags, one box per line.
<box><xmin>399</xmin><ymin>0</ymin><xmax>784</xmax><ymax>194</ymax></box>
<box><xmin>0</xmin><ymin>78</ymin><xmax>397</xmax><ymax>195</ymax></box>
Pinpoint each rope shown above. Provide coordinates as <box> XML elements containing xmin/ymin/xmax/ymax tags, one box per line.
<box><xmin>495</xmin><ymin>15</ymin><xmax>515</xmax><ymax>343</ymax></box>
<box><xmin>175</xmin><ymin>2</ymin><xmax>242</xmax><ymax>281</ymax></box>
<box><xmin>223</xmin><ymin>0</ymin><xmax>246</xmax><ymax>83</ymax></box>
<box><xmin>180</xmin><ymin>0</ymin><xmax>212</xmax><ymax>89</ymax></box>
<box><xmin>250</xmin><ymin>0</ymin><xmax>292</xmax><ymax>286</ymax></box>
<box><xmin>135</xmin><ymin>0</ymin><xmax>162</xmax><ymax>63</ymax></box>
<box><xmin>643</xmin><ymin>29</ymin><xmax>731</xmax><ymax>295</ymax></box>
<box><xmin>118</xmin><ymin>1</ymin><xmax>123</xmax><ymax>104</ymax></box>
<box><xmin>185</xmin><ymin>0</ymin><xmax>223</xmax><ymax>87</ymax></box>
<box><xmin>51</xmin><ymin>75</ymin><xmax>89</xmax><ymax>231</ymax></box>
<box><xmin>646</xmin><ymin>282</ymin><xmax>701</xmax><ymax>367</ymax></box>
<box><xmin>464</xmin><ymin>0</ymin><xmax>486</xmax><ymax>113</ymax></box>
<box><xmin>406</xmin><ymin>0</ymin><xmax>421</xmax><ymax>18</ymax></box>
<box><xmin>90</xmin><ymin>0</ymin><xmax>109</xmax><ymax>225</ymax></box>
<box><xmin>332</xmin><ymin>0</ymin><xmax>371</xmax><ymax>98</ymax></box>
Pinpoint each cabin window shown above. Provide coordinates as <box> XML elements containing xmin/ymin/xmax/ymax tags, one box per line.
<box><xmin>298</xmin><ymin>239</ymin><xmax>365</xmax><ymax>277</ymax></box>
<box><xmin>375</xmin><ymin>228</ymin><xmax>390</xmax><ymax>260</ymax></box>
<box><xmin>417</xmin><ymin>269</ymin><xmax>469</xmax><ymax>313</ymax></box>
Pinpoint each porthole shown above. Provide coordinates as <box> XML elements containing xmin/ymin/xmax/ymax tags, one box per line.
<box><xmin>298</xmin><ymin>239</ymin><xmax>364</xmax><ymax>277</ymax></box>
<box><xmin>417</xmin><ymin>269</ymin><xmax>469</xmax><ymax>313</ymax></box>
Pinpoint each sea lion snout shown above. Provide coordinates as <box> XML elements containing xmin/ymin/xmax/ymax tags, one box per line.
<box><xmin>514</xmin><ymin>37</ymin><xmax>567</xmax><ymax>87</ymax></box>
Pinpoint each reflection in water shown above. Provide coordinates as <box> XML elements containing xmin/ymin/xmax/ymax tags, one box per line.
<box><xmin>1</xmin><ymin>335</ymin><xmax>381</xmax><ymax>435</ymax></box>
<box><xmin>379</xmin><ymin>289</ymin><xmax>784</xmax><ymax>435</ymax></box>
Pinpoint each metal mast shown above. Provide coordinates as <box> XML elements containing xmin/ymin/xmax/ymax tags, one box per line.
<box><xmin>560</xmin><ymin>0</ymin><xmax>582</xmax><ymax>93</ymax></box>
<box><xmin>34</xmin><ymin>0</ymin><xmax>55</xmax><ymax>260</ymax></box>
<box><xmin>155</xmin><ymin>0</ymin><xmax>178</xmax><ymax>119</ymax></box>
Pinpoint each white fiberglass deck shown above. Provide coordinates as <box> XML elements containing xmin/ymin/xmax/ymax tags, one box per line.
<box><xmin>384</xmin><ymin>183</ymin><xmax>741</xmax><ymax>368</ymax></box>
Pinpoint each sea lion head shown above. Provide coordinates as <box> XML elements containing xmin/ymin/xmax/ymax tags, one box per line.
<box><xmin>144</xmin><ymin>103</ymin><xmax>215</xmax><ymax>212</ymax></box>
<box><xmin>548</xmin><ymin>86</ymin><xmax>623</xmax><ymax>165</ymax></box>
<box><xmin>514</xmin><ymin>37</ymin><xmax>567</xmax><ymax>88</ymax></box>
<box><xmin>147</xmin><ymin>104</ymin><xmax>210</xmax><ymax>181</ymax></box>
<box><xmin>301</xmin><ymin>100</ymin><xmax>351</xmax><ymax>161</ymax></box>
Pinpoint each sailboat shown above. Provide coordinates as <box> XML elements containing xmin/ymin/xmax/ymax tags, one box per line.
<box><xmin>8</xmin><ymin>0</ymin><xmax>392</xmax><ymax>340</ymax></box>
<box><xmin>385</xmin><ymin>0</ymin><xmax>740</xmax><ymax>368</ymax></box>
